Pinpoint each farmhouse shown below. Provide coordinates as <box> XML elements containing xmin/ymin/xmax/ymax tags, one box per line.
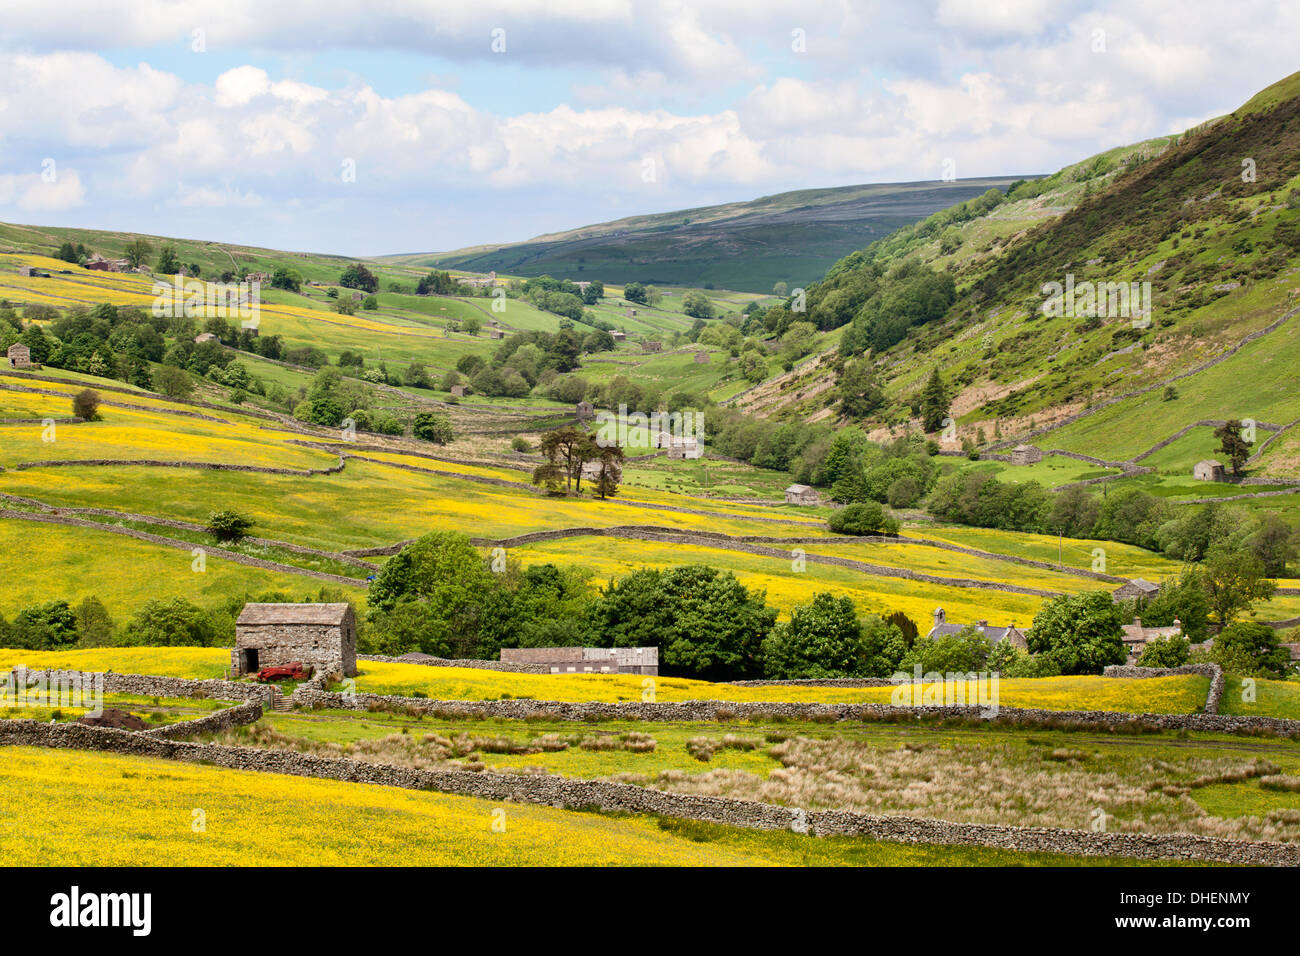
<box><xmin>641</xmin><ymin>340</ymin><xmax>661</xmax><ymax>352</ymax></box>
<box><xmin>1120</xmin><ymin>618</ymin><xmax>1183</xmax><ymax>661</ymax></box>
<box><xmin>232</xmin><ymin>603</ymin><xmax>358</xmax><ymax>679</ymax></box>
<box><xmin>784</xmin><ymin>484</ymin><xmax>820</xmax><ymax>505</ymax></box>
<box><xmin>7</xmin><ymin>343</ymin><xmax>33</xmax><ymax>369</ymax></box>
<box><xmin>1009</xmin><ymin>444</ymin><xmax>1043</xmax><ymax>465</ymax></box>
<box><xmin>926</xmin><ymin>607</ymin><xmax>1028</xmax><ymax>650</ymax></box>
<box><xmin>1112</xmin><ymin>578</ymin><xmax>1160</xmax><ymax>603</ymax></box>
<box><xmin>610</xmin><ymin>330</ymin><xmax>626</xmax><ymax>342</ymax></box>
<box><xmin>194</xmin><ymin>332</ymin><xmax>217</xmax><ymax>344</ymax></box>
<box><xmin>1194</xmin><ymin>459</ymin><xmax>1227</xmax><ymax>481</ymax></box>
<box><xmin>85</xmin><ymin>255</ymin><xmax>129</xmax><ymax>272</ymax></box>
<box><xmin>500</xmin><ymin>646</ymin><xmax>658</xmax><ymax>675</ymax></box>
<box><xmin>666</xmin><ymin>436</ymin><xmax>701</xmax><ymax>460</ymax></box>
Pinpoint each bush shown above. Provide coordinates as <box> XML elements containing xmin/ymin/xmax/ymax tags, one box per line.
<box><xmin>120</xmin><ymin>598</ymin><xmax>224</xmax><ymax>647</ymax></box>
<box><xmin>511</xmin><ymin>437</ymin><xmax>531</xmax><ymax>453</ymax></box>
<box><xmin>72</xmin><ymin>389</ymin><xmax>101</xmax><ymax>421</ymax></box>
<box><xmin>1199</xmin><ymin>621</ymin><xmax>1292</xmax><ymax>678</ymax></box>
<box><xmin>412</xmin><ymin>411</ymin><xmax>454</xmax><ymax>444</ymax></box>
<box><xmin>900</xmin><ymin>625</ymin><xmax>990</xmax><ymax>673</ymax></box>
<box><xmin>206</xmin><ymin>510</ymin><xmax>255</xmax><ymax>543</ymax></box>
<box><xmin>828</xmin><ymin>502</ymin><xmax>899</xmax><ymax>536</ymax></box>
<box><xmin>9</xmin><ymin>600</ymin><xmax>78</xmax><ymax>650</ymax></box>
<box><xmin>1137</xmin><ymin>633</ymin><xmax>1191</xmax><ymax>668</ymax></box>
<box><xmin>1027</xmin><ymin>591</ymin><xmax>1128</xmax><ymax>675</ymax></box>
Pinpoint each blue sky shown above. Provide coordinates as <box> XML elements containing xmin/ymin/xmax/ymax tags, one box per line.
<box><xmin>0</xmin><ymin>0</ymin><xmax>1297</xmax><ymax>256</ymax></box>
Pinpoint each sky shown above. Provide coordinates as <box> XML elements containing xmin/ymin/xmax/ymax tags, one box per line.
<box><xmin>0</xmin><ymin>0</ymin><xmax>1296</xmax><ymax>257</ymax></box>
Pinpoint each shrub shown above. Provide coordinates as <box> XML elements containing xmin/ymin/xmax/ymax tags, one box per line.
<box><xmin>511</xmin><ymin>437</ymin><xmax>531</xmax><ymax>453</ymax></box>
<box><xmin>828</xmin><ymin>502</ymin><xmax>899</xmax><ymax>536</ymax></box>
<box><xmin>206</xmin><ymin>510</ymin><xmax>255</xmax><ymax>543</ymax></box>
<box><xmin>120</xmin><ymin>597</ymin><xmax>224</xmax><ymax>647</ymax></box>
<box><xmin>1137</xmin><ymin>634</ymin><xmax>1191</xmax><ymax>668</ymax></box>
<box><xmin>72</xmin><ymin>389</ymin><xmax>101</xmax><ymax>421</ymax></box>
<box><xmin>412</xmin><ymin>411</ymin><xmax>454</xmax><ymax>444</ymax></box>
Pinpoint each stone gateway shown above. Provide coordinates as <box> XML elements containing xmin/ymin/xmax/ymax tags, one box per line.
<box><xmin>232</xmin><ymin>603</ymin><xmax>357</xmax><ymax>678</ymax></box>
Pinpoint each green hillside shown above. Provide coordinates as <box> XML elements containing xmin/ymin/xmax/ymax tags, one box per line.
<box><xmin>380</xmin><ymin>177</ymin><xmax>1032</xmax><ymax>292</ymax></box>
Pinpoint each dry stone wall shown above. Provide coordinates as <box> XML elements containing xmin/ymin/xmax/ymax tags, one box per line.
<box><xmin>2</xmin><ymin>717</ymin><xmax>1296</xmax><ymax>865</ymax></box>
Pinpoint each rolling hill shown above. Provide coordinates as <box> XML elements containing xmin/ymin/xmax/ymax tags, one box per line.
<box><xmin>379</xmin><ymin>177</ymin><xmax>1032</xmax><ymax>292</ymax></box>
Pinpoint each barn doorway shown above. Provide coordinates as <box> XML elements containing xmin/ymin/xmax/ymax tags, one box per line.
<box><xmin>240</xmin><ymin>648</ymin><xmax>259</xmax><ymax>674</ymax></box>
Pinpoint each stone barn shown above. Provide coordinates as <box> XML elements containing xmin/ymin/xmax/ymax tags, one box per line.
<box><xmin>489</xmin><ymin>328</ymin><xmax>505</xmax><ymax>339</ymax></box>
<box><xmin>450</xmin><ymin>385</ymin><xmax>466</xmax><ymax>397</ymax></box>
<box><xmin>575</xmin><ymin>400</ymin><xmax>594</xmax><ymax>419</ymax></box>
<box><xmin>1009</xmin><ymin>444</ymin><xmax>1043</xmax><ymax>465</ymax></box>
<box><xmin>610</xmin><ymin>331</ymin><xmax>626</xmax><ymax>343</ymax></box>
<box><xmin>194</xmin><ymin>332</ymin><xmax>217</xmax><ymax>344</ymax></box>
<box><xmin>1194</xmin><ymin>459</ymin><xmax>1226</xmax><ymax>481</ymax></box>
<box><xmin>784</xmin><ymin>484</ymin><xmax>820</xmax><ymax>505</ymax></box>
<box><xmin>232</xmin><ymin>603</ymin><xmax>357</xmax><ymax>678</ymax></box>
<box><xmin>7</xmin><ymin>343</ymin><xmax>32</xmax><ymax>369</ymax></box>
<box><xmin>1112</xmin><ymin>578</ymin><xmax>1160</xmax><ymax>603</ymax></box>
<box><xmin>641</xmin><ymin>340</ymin><xmax>661</xmax><ymax>352</ymax></box>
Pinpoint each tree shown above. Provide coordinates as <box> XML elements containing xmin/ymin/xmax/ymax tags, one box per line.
<box><xmin>120</xmin><ymin>598</ymin><xmax>222</xmax><ymax>647</ymax></box>
<box><xmin>124</xmin><ymin>238</ymin><xmax>153</xmax><ymax>269</ymax></box>
<box><xmin>827</xmin><ymin>502</ymin><xmax>899</xmax><ymax>536</ymax></box>
<box><xmin>270</xmin><ymin>266</ymin><xmax>302</xmax><ymax>293</ymax></box>
<box><xmin>901</xmin><ymin>624</ymin><xmax>991</xmax><ymax>673</ymax></box>
<box><xmin>365</xmin><ymin>531</ymin><xmax>495</xmax><ymax>657</ymax></box>
<box><xmin>585</xmin><ymin>565</ymin><xmax>776</xmax><ymax>680</ymax></box>
<box><xmin>73</xmin><ymin>596</ymin><xmax>115</xmax><ymax>647</ymax></box>
<box><xmin>838</xmin><ymin>358</ymin><xmax>885</xmax><ymax>418</ymax></box>
<box><xmin>72</xmin><ymin>389</ymin><xmax>100</xmax><ymax>421</ymax></box>
<box><xmin>1214</xmin><ymin>420</ymin><xmax>1252</xmax><ymax>476</ymax></box>
<box><xmin>339</xmin><ymin>263</ymin><xmax>378</xmax><ymax>293</ymax></box>
<box><xmin>682</xmin><ymin>290</ymin><xmax>713</xmax><ymax>319</ymax></box>
<box><xmin>761</xmin><ymin>593</ymin><xmax>865</xmax><ymax>678</ymax></box>
<box><xmin>1201</xmin><ymin>550</ymin><xmax>1276</xmax><ymax>625</ymax></box>
<box><xmin>1201</xmin><ymin>621</ymin><xmax>1292</xmax><ymax>678</ymax></box>
<box><xmin>623</xmin><ymin>282</ymin><xmax>647</xmax><ymax>304</ymax></box>
<box><xmin>155</xmin><ymin>365</ymin><xmax>193</xmax><ymax>399</ymax></box>
<box><xmin>533</xmin><ymin>426</ymin><xmax>587</xmax><ymax>494</ymax></box>
<box><xmin>19</xmin><ymin>323</ymin><xmax>53</xmax><ymax>364</ymax></box>
<box><xmin>403</xmin><ymin>362</ymin><xmax>432</xmax><ymax>388</ymax></box>
<box><xmin>590</xmin><ymin>443</ymin><xmax>625</xmax><ymax>499</ymax></box>
<box><xmin>156</xmin><ymin>245</ymin><xmax>181</xmax><ymax>275</ymax></box>
<box><xmin>10</xmin><ymin>600</ymin><xmax>78</xmax><ymax>650</ymax></box>
<box><xmin>1137</xmin><ymin>633</ymin><xmax>1191</xmax><ymax>668</ymax></box>
<box><xmin>206</xmin><ymin>510</ymin><xmax>254</xmax><ymax>543</ymax></box>
<box><xmin>920</xmin><ymin>367</ymin><xmax>949</xmax><ymax>433</ymax></box>
<box><xmin>1139</xmin><ymin>569</ymin><xmax>1211</xmax><ymax>641</ymax></box>
<box><xmin>1027</xmin><ymin>591</ymin><xmax>1128</xmax><ymax>674</ymax></box>
<box><xmin>1249</xmin><ymin>512</ymin><xmax>1298</xmax><ymax>576</ymax></box>
<box><xmin>412</xmin><ymin>411</ymin><xmax>454</xmax><ymax>444</ymax></box>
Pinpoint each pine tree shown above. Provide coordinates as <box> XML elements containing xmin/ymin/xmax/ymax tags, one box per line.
<box><xmin>920</xmin><ymin>367</ymin><xmax>949</xmax><ymax>433</ymax></box>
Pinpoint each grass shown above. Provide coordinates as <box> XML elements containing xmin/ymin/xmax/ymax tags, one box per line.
<box><xmin>0</xmin><ymin>745</ymin><xmax>1178</xmax><ymax>866</ymax></box>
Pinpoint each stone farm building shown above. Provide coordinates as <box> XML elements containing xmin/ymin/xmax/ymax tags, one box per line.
<box><xmin>7</xmin><ymin>343</ymin><xmax>32</xmax><ymax>369</ymax></box>
<box><xmin>232</xmin><ymin>603</ymin><xmax>357</xmax><ymax>678</ymax></box>
<box><xmin>1009</xmin><ymin>444</ymin><xmax>1043</xmax><ymax>465</ymax></box>
<box><xmin>1120</xmin><ymin>618</ymin><xmax>1183</xmax><ymax>662</ymax></box>
<box><xmin>500</xmin><ymin>646</ymin><xmax>658</xmax><ymax>675</ymax></box>
<box><xmin>450</xmin><ymin>385</ymin><xmax>466</xmax><ymax>397</ymax></box>
<box><xmin>1194</xmin><ymin>459</ymin><xmax>1227</xmax><ymax>481</ymax></box>
<box><xmin>610</xmin><ymin>330</ymin><xmax>626</xmax><ymax>342</ymax></box>
<box><xmin>488</xmin><ymin>328</ymin><xmax>505</xmax><ymax>339</ymax></box>
<box><xmin>784</xmin><ymin>484</ymin><xmax>820</xmax><ymax>505</ymax></box>
<box><xmin>575</xmin><ymin>400</ymin><xmax>594</xmax><ymax>419</ymax></box>
<box><xmin>641</xmin><ymin>340</ymin><xmax>661</xmax><ymax>352</ymax></box>
<box><xmin>194</xmin><ymin>332</ymin><xmax>218</xmax><ymax>344</ymax></box>
<box><xmin>1112</xmin><ymin>578</ymin><xmax>1160</xmax><ymax>603</ymax></box>
<box><xmin>926</xmin><ymin>607</ymin><xmax>1028</xmax><ymax>651</ymax></box>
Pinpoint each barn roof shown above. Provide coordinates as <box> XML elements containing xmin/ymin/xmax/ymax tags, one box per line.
<box><xmin>236</xmin><ymin>603</ymin><xmax>353</xmax><ymax>626</ymax></box>
<box><xmin>786</xmin><ymin>484</ymin><xmax>812</xmax><ymax>493</ymax></box>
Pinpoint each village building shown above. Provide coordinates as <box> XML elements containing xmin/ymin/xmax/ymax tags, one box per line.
<box><xmin>665</xmin><ymin>436</ymin><xmax>701</xmax><ymax>460</ymax></box>
<box><xmin>926</xmin><ymin>607</ymin><xmax>1028</xmax><ymax>651</ymax></box>
<box><xmin>1120</xmin><ymin>618</ymin><xmax>1183</xmax><ymax>661</ymax></box>
<box><xmin>450</xmin><ymin>385</ymin><xmax>466</xmax><ymax>398</ymax></box>
<box><xmin>1112</xmin><ymin>578</ymin><xmax>1160</xmax><ymax>603</ymax></box>
<box><xmin>784</xmin><ymin>484</ymin><xmax>820</xmax><ymax>505</ymax></box>
<box><xmin>1194</xmin><ymin>459</ymin><xmax>1227</xmax><ymax>481</ymax></box>
<box><xmin>641</xmin><ymin>340</ymin><xmax>661</xmax><ymax>353</ymax></box>
<box><xmin>232</xmin><ymin>603</ymin><xmax>358</xmax><ymax>678</ymax></box>
<box><xmin>575</xmin><ymin>400</ymin><xmax>594</xmax><ymax>419</ymax></box>
<box><xmin>500</xmin><ymin>646</ymin><xmax>658</xmax><ymax>675</ymax></box>
<box><xmin>579</xmin><ymin>459</ymin><xmax>622</xmax><ymax>484</ymax></box>
<box><xmin>1009</xmin><ymin>444</ymin><xmax>1043</xmax><ymax>465</ymax></box>
<box><xmin>85</xmin><ymin>255</ymin><xmax>129</xmax><ymax>272</ymax></box>
<box><xmin>488</xmin><ymin>328</ymin><xmax>505</xmax><ymax>339</ymax></box>
<box><xmin>194</xmin><ymin>332</ymin><xmax>218</xmax><ymax>344</ymax></box>
<box><xmin>610</xmin><ymin>330</ymin><xmax>626</xmax><ymax>342</ymax></box>
<box><xmin>7</xmin><ymin>343</ymin><xmax>33</xmax><ymax>369</ymax></box>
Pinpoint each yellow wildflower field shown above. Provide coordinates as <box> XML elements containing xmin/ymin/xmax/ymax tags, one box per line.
<box><xmin>0</xmin><ymin>746</ymin><xmax>784</xmax><ymax>866</ymax></box>
<box><xmin>0</xmin><ymin>648</ymin><xmax>1207</xmax><ymax>713</ymax></box>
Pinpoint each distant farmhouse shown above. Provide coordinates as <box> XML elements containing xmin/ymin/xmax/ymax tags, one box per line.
<box><xmin>194</xmin><ymin>332</ymin><xmax>218</xmax><ymax>344</ymax></box>
<box><xmin>232</xmin><ymin>603</ymin><xmax>358</xmax><ymax>679</ymax></box>
<box><xmin>1010</xmin><ymin>444</ymin><xmax>1043</xmax><ymax>465</ymax></box>
<box><xmin>926</xmin><ymin>607</ymin><xmax>1028</xmax><ymax>651</ymax></box>
<box><xmin>500</xmin><ymin>646</ymin><xmax>658</xmax><ymax>675</ymax></box>
<box><xmin>488</xmin><ymin>328</ymin><xmax>505</xmax><ymax>339</ymax></box>
<box><xmin>575</xmin><ymin>400</ymin><xmax>594</xmax><ymax>419</ymax></box>
<box><xmin>85</xmin><ymin>254</ymin><xmax>129</xmax><ymax>272</ymax></box>
<box><xmin>450</xmin><ymin>385</ymin><xmax>466</xmax><ymax>397</ymax></box>
<box><xmin>784</xmin><ymin>484</ymin><xmax>819</xmax><ymax>505</ymax></box>
<box><xmin>1112</xmin><ymin>578</ymin><xmax>1160</xmax><ymax>603</ymax></box>
<box><xmin>1120</xmin><ymin>617</ymin><xmax>1183</xmax><ymax>662</ymax></box>
<box><xmin>610</xmin><ymin>330</ymin><xmax>626</xmax><ymax>342</ymax></box>
<box><xmin>1194</xmin><ymin>459</ymin><xmax>1227</xmax><ymax>482</ymax></box>
<box><xmin>7</xmin><ymin>343</ymin><xmax>33</xmax><ymax>369</ymax></box>
<box><xmin>640</xmin><ymin>339</ymin><xmax>660</xmax><ymax>352</ymax></box>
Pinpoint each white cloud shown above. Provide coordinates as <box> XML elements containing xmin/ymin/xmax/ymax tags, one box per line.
<box><xmin>0</xmin><ymin>169</ymin><xmax>86</xmax><ymax>211</ymax></box>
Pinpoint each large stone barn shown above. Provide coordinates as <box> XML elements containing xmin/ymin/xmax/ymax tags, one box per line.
<box><xmin>232</xmin><ymin>603</ymin><xmax>357</xmax><ymax>678</ymax></box>
<box><xmin>1193</xmin><ymin>459</ymin><xmax>1227</xmax><ymax>482</ymax></box>
<box><xmin>7</xmin><ymin>343</ymin><xmax>32</xmax><ymax>369</ymax></box>
<box><xmin>1009</xmin><ymin>444</ymin><xmax>1043</xmax><ymax>465</ymax></box>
